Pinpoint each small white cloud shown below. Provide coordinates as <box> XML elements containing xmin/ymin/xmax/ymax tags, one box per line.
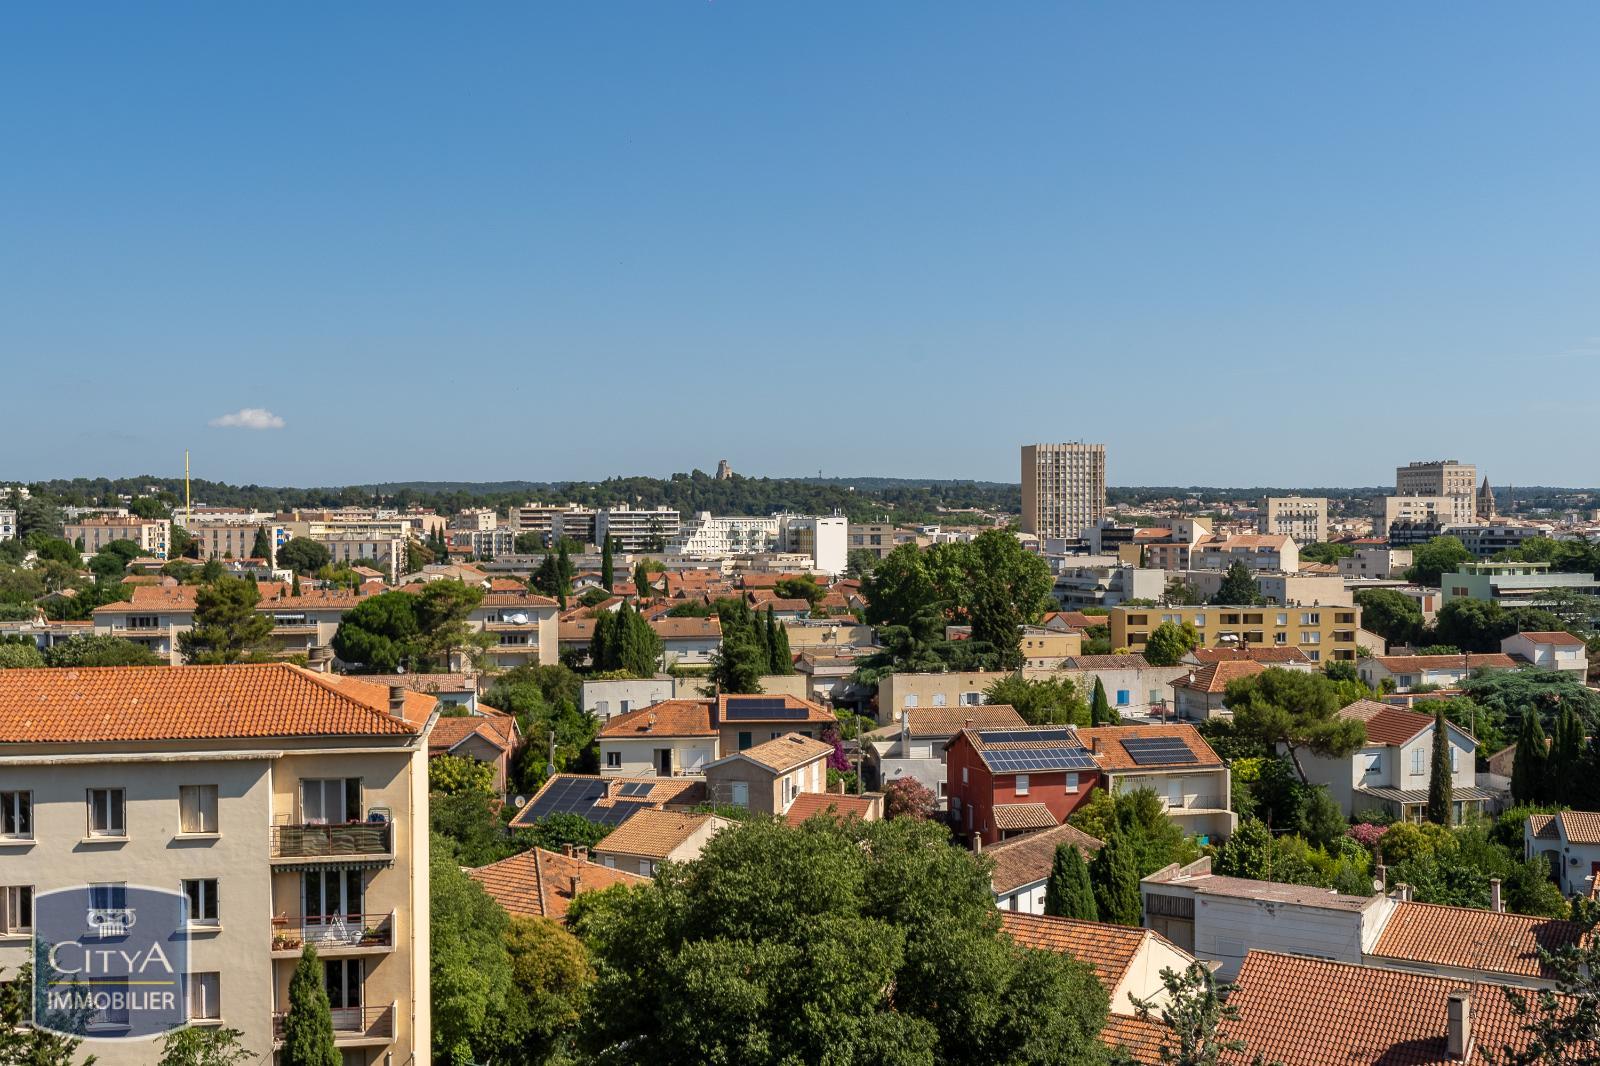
<box><xmin>209</xmin><ymin>407</ymin><xmax>286</xmax><ymax>430</ymax></box>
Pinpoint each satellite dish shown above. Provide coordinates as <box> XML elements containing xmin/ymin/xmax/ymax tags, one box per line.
<box><xmin>513</xmin><ymin>795</ymin><xmax>529</xmax><ymax>809</ymax></box>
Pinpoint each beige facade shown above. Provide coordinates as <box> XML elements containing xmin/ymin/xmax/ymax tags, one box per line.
<box><xmin>1111</xmin><ymin>604</ymin><xmax>1363</xmax><ymax>663</ymax></box>
<box><xmin>0</xmin><ymin>667</ymin><xmax>433</xmax><ymax>1066</ymax></box>
<box><xmin>467</xmin><ymin>591</ymin><xmax>560</xmax><ymax>669</ymax></box>
<box><xmin>1257</xmin><ymin>497</ymin><xmax>1327</xmax><ymax>546</ymax></box>
<box><xmin>1381</xmin><ymin>495</ymin><xmax>1453</xmax><ymax>529</ymax></box>
<box><xmin>701</xmin><ymin>736</ymin><xmax>829</xmax><ymax>816</ymax></box>
<box><xmin>66</xmin><ymin>516</ymin><xmax>172</xmax><ymax>558</ymax></box>
<box><xmin>1019</xmin><ymin>626</ymin><xmax>1084</xmax><ymax>668</ymax></box>
<box><xmin>875</xmin><ymin>670</ymin><xmax>1006</xmax><ymax>726</ymax></box>
<box><xmin>1021</xmin><ymin>442</ymin><xmax>1106</xmax><ymax>539</ymax></box>
<box><xmin>188</xmin><ymin>521</ymin><xmax>286</xmax><ymax>563</ymax></box>
<box><xmin>1394</xmin><ymin>460</ymin><xmax>1477</xmax><ymax>524</ymax></box>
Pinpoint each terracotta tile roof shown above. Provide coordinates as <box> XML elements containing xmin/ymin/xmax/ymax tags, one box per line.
<box><xmin>1100</xmin><ymin>1014</ymin><xmax>1174</xmax><ymax>1065</ymax></box>
<box><xmin>714</xmin><ymin>693</ymin><xmax>835</xmax><ymax>726</ymax></box>
<box><xmin>727</xmin><ymin>732</ymin><xmax>833</xmax><ymax>773</ymax></box>
<box><xmin>598</xmin><ymin>700</ymin><xmax>715</xmax><ymax>738</ymax></box>
<box><xmin>651</xmin><ymin>617</ymin><xmax>723</xmax><ymax>640</ymax></box>
<box><xmin>901</xmin><ymin>704</ymin><xmax>1027</xmax><ymax>738</ymax></box>
<box><xmin>1077</xmin><ymin>724</ymin><xmax>1223</xmax><ymax>770</ymax></box>
<box><xmin>1338</xmin><ymin>700</ymin><xmax>1436</xmax><ymax>746</ymax></box>
<box><xmin>1369</xmin><ymin>901</ymin><xmax>1581</xmax><ymax>979</ymax></box>
<box><xmin>1529</xmin><ymin>813</ymin><xmax>1557</xmax><ymax>840</ymax></box>
<box><xmin>594</xmin><ymin>809</ymin><xmax>722</xmax><ymax>860</ymax></box>
<box><xmin>759</xmin><ymin>598</ymin><xmax>811</xmax><ymax>612</ymax></box>
<box><xmin>481</xmin><ymin>590</ymin><xmax>560</xmax><ymax>608</ymax></box>
<box><xmin>1189</xmin><ymin>646</ymin><xmax>1311</xmax><ymax>665</ymax></box>
<box><xmin>428</xmin><ymin>714</ymin><xmax>517</xmax><ymax>755</ymax></box>
<box><xmin>986</xmin><ymin>822</ymin><xmax>1104</xmax><ymax>894</ymax></box>
<box><xmin>1170</xmin><ymin>660</ymin><xmax>1263</xmax><ymax>694</ymax></box>
<box><xmin>388</xmin><ymin>672</ymin><xmax>477</xmax><ymax>695</ymax></box>
<box><xmin>0</xmin><ymin>664</ymin><xmax>429</xmax><ymax>743</ymax></box>
<box><xmin>992</xmin><ymin>802</ymin><xmax>1060</xmax><ymax>831</ymax></box>
<box><xmin>1371</xmin><ymin>653</ymin><xmax>1517</xmax><ymax>672</ymax></box>
<box><xmin>1554</xmin><ymin>811</ymin><xmax>1600</xmax><ymax>845</ymax></box>
<box><xmin>1044</xmin><ymin>611</ymin><xmax>1101</xmax><ymax>630</ymax></box>
<box><xmin>1223</xmin><ymin>950</ymin><xmax>1570</xmax><ymax>1064</ymax></box>
<box><xmin>784</xmin><ymin>791</ymin><xmax>879</xmax><ymax>826</ymax></box>
<box><xmin>1516</xmin><ymin>630</ymin><xmax>1587</xmax><ymax>647</ymax></box>
<box><xmin>468</xmin><ymin>847</ymin><xmax>648</xmax><ymax>921</ymax></box>
<box><xmin>999</xmin><ymin>912</ymin><xmax>1160</xmax><ymax>992</ymax></box>
<box><xmin>488</xmin><ymin>578</ymin><xmax>527</xmax><ymax>592</ymax></box>
<box><xmin>1062</xmin><ymin>654</ymin><xmax>1154</xmax><ymax>670</ymax></box>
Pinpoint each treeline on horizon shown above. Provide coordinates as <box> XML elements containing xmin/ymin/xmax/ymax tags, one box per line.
<box><xmin>9</xmin><ymin>474</ymin><xmax>1598</xmax><ymax>522</ymax></box>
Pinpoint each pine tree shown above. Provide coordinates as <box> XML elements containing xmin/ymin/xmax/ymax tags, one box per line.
<box><xmin>767</xmin><ymin>606</ymin><xmax>793</xmax><ymax>674</ymax></box>
<box><xmin>1512</xmin><ymin>710</ymin><xmax>1550</xmax><ymax>806</ymax></box>
<box><xmin>1426</xmin><ymin>708</ymin><xmax>1453</xmax><ymax>826</ymax></box>
<box><xmin>1090</xmin><ymin>829</ymin><xmax>1142</xmax><ymax>926</ymax></box>
<box><xmin>1091</xmin><ymin>677</ymin><xmax>1115</xmax><ymax>726</ymax></box>
<box><xmin>1211</xmin><ymin>560</ymin><xmax>1259</xmax><ymax>606</ymax></box>
<box><xmin>1043</xmin><ymin>843</ymin><xmax>1099</xmax><ymax>921</ymax></box>
<box><xmin>281</xmin><ymin>944</ymin><xmax>339</xmax><ymax>1066</ymax></box>
<box><xmin>250</xmin><ymin>526</ymin><xmax>273</xmax><ymax>562</ymax></box>
<box><xmin>291</xmin><ymin>573</ymin><xmax>301</xmax><ymax>597</ymax></box>
<box><xmin>601</xmin><ymin>536</ymin><xmax>615</xmax><ymax>593</ymax></box>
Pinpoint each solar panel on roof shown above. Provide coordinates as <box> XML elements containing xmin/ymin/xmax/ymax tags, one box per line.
<box><xmin>984</xmin><ymin>746</ymin><xmax>1098</xmax><ymax>773</ymax></box>
<box><xmin>722</xmin><ymin>696</ymin><xmax>807</xmax><ymax>721</ymax></box>
<box><xmin>977</xmin><ymin>727</ymin><xmax>1075</xmax><ymax>745</ymax></box>
<box><xmin>618</xmin><ymin>781</ymin><xmax>653</xmax><ymax>797</ymax></box>
<box><xmin>1121</xmin><ymin>737</ymin><xmax>1199</xmax><ymax>766</ymax></box>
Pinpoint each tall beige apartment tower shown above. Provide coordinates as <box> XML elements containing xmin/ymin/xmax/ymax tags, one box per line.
<box><xmin>1395</xmin><ymin>460</ymin><xmax>1478</xmax><ymax>524</ymax></box>
<box><xmin>1020</xmin><ymin>442</ymin><xmax>1106</xmax><ymax>539</ymax></box>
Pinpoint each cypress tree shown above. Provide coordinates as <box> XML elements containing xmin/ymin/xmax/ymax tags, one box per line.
<box><xmin>1551</xmin><ymin>706</ymin><xmax>1584</xmax><ymax>800</ymax></box>
<box><xmin>1512</xmin><ymin>710</ymin><xmax>1548</xmax><ymax>805</ymax></box>
<box><xmin>1426</xmin><ymin>708</ymin><xmax>1453</xmax><ymax>826</ymax></box>
<box><xmin>590</xmin><ymin>607</ymin><xmax>614</xmax><ymax>671</ymax></box>
<box><xmin>291</xmin><ymin>573</ymin><xmax>301</xmax><ymax>597</ymax></box>
<box><xmin>1091</xmin><ymin>677</ymin><xmax>1114</xmax><ymax>726</ymax></box>
<box><xmin>601</xmin><ymin>536</ymin><xmax>615</xmax><ymax>593</ymax></box>
<box><xmin>251</xmin><ymin>526</ymin><xmax>273</xmax><ymax>562</ymax></box>
<box><xmin>281</xmin><ymin>944</ymin><xmax>339</xmax><ymax>1066</ymax></box>
<box><xmin>1090</xmin><ymin>830</ymin><xmax>1142</xmax><ymax>926</ymax></box>
<box><xmin>1043</xmin><ymin>842</ymin><xmax>1099</xmax><ymax>921</ymax></box>
<box><xmin>633</xmin><ymin>560</ymin><xmax>653</xmax><ymax>598</ymax></box>
<box><xmin>768</xmin><ymin>606</ymin><xmax>793</xmax><ymax>674</ymax></box>
<box><xmin>752</xmin><ymin>604</ymin><xmax>772</xmax><ymax>676</ymax></box>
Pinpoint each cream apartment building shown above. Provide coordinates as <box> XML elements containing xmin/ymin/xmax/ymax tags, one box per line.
<box><xmin>1111</xmin><ymin>604</ymin><xmax>1364</xmax><ymax>663</ymax></box>
<box><xmin>65</xmin><ymin>516</ymin><xmax>172</xmax><ymax>559</ymax></box>
<box><xmin>0</xmin><ymin>664</ymin><xmax>434</xmax><ymax>1066</ymax></box>
<box><xmin>1257</xmin><ymin>497</ymin><xmax>1328</xmax><ymax>546</ymax></box>
<box><xmin>1394</xmin><ymin>460</ymin><xmax>1478</xmax><ymax>524</ymax></box>
<box><xmin>1020</xmin><ymin>442</ymin><xmax>1106</xmax><ymax>539</ymax></box>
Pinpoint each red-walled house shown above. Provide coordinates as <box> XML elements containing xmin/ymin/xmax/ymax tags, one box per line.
<box><xmin>946</xmin><ymin>726</ymin><xmax>1102</xmax><ymax>847</ymax></box>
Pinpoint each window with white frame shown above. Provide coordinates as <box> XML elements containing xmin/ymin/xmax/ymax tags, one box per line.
<box><xmin>88</xmin><ymin>788</ymin><xmax>125</xmax><ymax>837</ymax></box>
<box><xmin>605</xmin><ymin>751</ymin><xmax>621</xmax><ymax>768</ymax></box>
<box><xmin>0</xmin><ymin>792</ymin><xmax>29</xmax><ymax>839</ymax></box>
<box><xmin>1</xmin><ymin>886</ymin><xmax>32</xmax><ymax>934</ymax></box>
<box><xmin>904</xmin><ymin>695</ymin><xmax>918</xmax><ymax>708</ymax></box>
<box><xmin>183</xmin><ymin>879</ymin><xmax>219</xmax><ymax>926</ymax></box>
<box><xmin>1412</xmin><ymin>748</ymin><xmax>1424</xmax><ymax>775</ymax></box>
<box><xmin>961</xmin><ymin>691</ymin><xmax>982</xmax><ymax>706</ymax></box>
<box><xmin>185</xmin><ymin>972</ymin><xmax>221</xmax><ymax>1021</ymax></box>
<box><xmin>1450</xmin><ymin>745</ymin><xmax>1458</xmax><ymax>773</ymax></box>
<box><xmin>932</xmin><ymin>693</ymin><xmax>947</xmax><ymax>707</ymax></box>
<box><xmin>1065</xmin><ymin>773</ymin><xmax>1079</xmax><ymax>793</ymax></box>
<box><xmin>962</xmin><ymin>767</ymin><xmax>968</xmax><ymax>784</ymax></box>
<box><xmin>1015</xmin><ymin>774</ymin><xmax>1030</xmax><ymax>796</ymax></box>
<box><xmin>1365</xmin><ymin>752</ymin><xmax>1382</xmax><ymax>775</ymax></box>
<box><xmin>179</xmin><ymin>785</ymin><xmax>218</xmax><ymax>835</ymax></box>
<box><xmin>730</xmin><ymin>782</ymin><xmax>749</xmax><ymax>808</ymax></box>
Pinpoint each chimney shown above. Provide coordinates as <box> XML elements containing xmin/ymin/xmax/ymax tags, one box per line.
<box><xmin>971</xmin><ymin>834</ymin><xmax>983</xmax><ymax>854</ymax></box>
<box><xmin>563</xmin><ymin>844</ymin><xmax>574</xmax><ymax>858</ymax></box>
<box><xmin>388</xmin><ymin>685</ymin><xmax>407</xmax><ymax>718</ymax></box>
<box><xmin>1490</xmin><ymin>878</ymin><xmax>1503</xmax><ymax>913</ymax></box>
<box><xmin>307</xmin><ymin>645</ymin><xmax>333</xmax><ymax>673</ymax></box>
<box><xmin>1395</xmin><ymin>882</ymin><xmax>1412</xmax><ymax>902</ymax></box>
<box><xmin>1375</xmin><ymin>863</ymin><xmax>1388</xmax><ymax>889</ymax></box>
<box><xmin>575</xmin><ymin>846</ymin><xmax>588</xmax><ymax>862</ymax></box>
<box><xmin>1446</xmin><ymin>990</ymin><xmax>1472</xmax><ymax>1060</ymax></box>
<box><xmin>569</xmin><ymin>873</ymin><xmax>581</xmax><ymax>897</ymax></box>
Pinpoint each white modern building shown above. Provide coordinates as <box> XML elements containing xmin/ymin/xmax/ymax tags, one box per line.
<box><xmin>596</xmin><ymin>506</ymin><xmax>681</xmax><ymax>553</ymax></box>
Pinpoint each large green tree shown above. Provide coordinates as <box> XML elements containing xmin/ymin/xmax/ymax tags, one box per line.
<box><xmin>249</xmin><ymin>527</ymin><xmax>274</xmax><ymax>562</ymax></box>
<box><xmin>431</xmin><ymin>833</ymin><xmax>520</xmax><ymax>1063</ymax></box>
<box><xmin>1090</xmin><ymin>677</ymin><xmax>1116</xmax><ymax>726</ymax></box>
<box><xmin>0</xmin><ymin>961</ymin><xmax>91</xmax><ymax>1065</ymax></box>
<box><xmin>280</xmin><ymin>945</ymin><xmax>338</xmax><ymax>1066</ymax></box>
<box><xmin>276</xmin><ymin>537</ymin><xmax>331</xmax><ymax>576</ymax></box>
<box><xmin>570</xmin><ymin>816</ymin><xmax>1109</xmax><ymax>1065</ymax></box>
<box><xmin>984</xmin><ymin>674</ymin><xmax>1089</xmax><ymax>726</ymax></box>
<box><xmin>766</xmin><ymin>606</ymin><xmax>793</xmax><ymax>674</ymax></box>
<box><xmin>705</xmin><ymin>600</ymin><xmax>767</xmax><ymax>694</ymax></box>
<box><xmin>178</xmin><ymin>575</ymin><xmax>275</xmax><ymax>663</ymax></box>
<box><xmin>1210</xmin><ymin>560</ymin><xmax>1260</xmax><ymax>606</ymax></box>
<box><xmin>1407</xmin><ymin>536</ymin><xmax>1473</xmax><ymax>587</ymax></box>
<box><xmin>157</xmin><ymin>1024</ymin><xmax>257</xmax><ymax>1065</ymax></box>
<box><xmin>1510</xmin><ymin>709</ymin><xmax>1549</xmax><ymax>805</ymax></box>
<box><xmin>1043</xmin><ymin>842</ymin><xmax>1099</xmax><ymax>921</ymax></box>
<box><xmin>1353</xmin><ymin>588</ymin><xmax>1423</xmax><ymax>647</ymax></box>
<box><xmin>1143</xmin><ymin>621</ymin><xmax>1200</xmax><ymax>667</ymax></box>
<box><xmin>1426</xmin><ymin>709</ymin><xmax>1453</xmax><ymax>826</ymax></box>
<box><xmin>600</xmin><ymin>536</ymin><xmax>615</xmax><ymax>593</ymax></box>
<box><xmin>1090</xmin><ymin>829</ymin><xmax>1142</xmax><ymax>926</ymax></box>
<box><xmin>1224</xmin><ymin>668</ymin><xmax>1367</xmax><ymax>782</ymax></box>
<box><xmin>331</xmin><ymin>590</ymin><xmax>421</xmax><ymax>671</ymax></box>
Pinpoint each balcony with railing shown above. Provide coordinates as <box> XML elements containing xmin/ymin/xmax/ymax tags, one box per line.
<box><xmin>271</xmin><ymin>912</ymin><xmax>395</xmax><ymax>957</ymax></box>
<box><xmin>269</xmin><ymin>821</ymin><xmax>392</xmax><ymax>864</ymax></box>
<box><xmin>274</xmin><ymin>1003</ymin><xmax>395</xmax><ymax>1046</ymax></box>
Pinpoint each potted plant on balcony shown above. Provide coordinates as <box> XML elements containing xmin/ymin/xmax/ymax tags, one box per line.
<box><xmin>360</xmin><ymin>924</ymin><xmax>385</xmax><ymax>946</ymax></box>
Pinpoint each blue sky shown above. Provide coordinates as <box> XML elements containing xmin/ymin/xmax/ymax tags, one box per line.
<box><xmin>4</xmin><ymin>3</ymin><xmax>1599</xmax><ymax>488</ymax></box>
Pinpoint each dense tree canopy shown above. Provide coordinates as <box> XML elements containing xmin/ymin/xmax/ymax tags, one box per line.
<box><xmin>276</xmin><ymin>537</ymin><xmax>332</xmax><ymax>575</ymax></box>
<box><xmin>1354</xmin><ymin>588</ymin><xmax>1424</xmax><ymax>646</ymax></box>
<box><xmin>1406</xmin><ymin>536</ymin><xmax>1474</xmax><ymax>587</ymax></box>
<box><xmin>1143</xmin><ymin>621</ymin><xmax>1200</xmax><ymax>666</ymax></box>
<box><xmin>984</xmin><ymin>675</ymin><xmax>1089</xmax><ymax>726</ymax></box>
<box><xmin>178</xmin><ymin>575</ymin><xmax>275</xmax><ymax>663</ymax></box>
<box><xmin>1224</xmin><ymin>668</ymin><xmax>1368</xmax><ymax>782</ymax></box>
<box><xmin>332</xmin><ymin>582</ymin><xmax>483</xmax><ymax>672</ymax></box>
<box><xmin>42</xmin><ymin>633</ymin><xmax>165</xmax><ymax>667</ymax></box>
<box><xmin>569</xmin><ymin>816</ymin><xmax>1109</xmax><ymax>1065</ymax></box>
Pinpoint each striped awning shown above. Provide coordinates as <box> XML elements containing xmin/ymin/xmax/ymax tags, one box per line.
<box><xmin>1356</xmin><ymin>785</ymin><xmax>1503</xmax><ymax>804</ymax></box>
